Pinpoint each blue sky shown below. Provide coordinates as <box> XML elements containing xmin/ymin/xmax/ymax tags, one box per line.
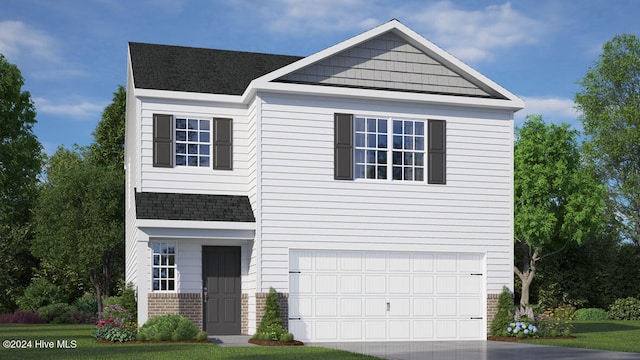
<box><xmin>2</xmin><ymin>0</ymin><xmax>639</xmax><ymax>155</ymax></box>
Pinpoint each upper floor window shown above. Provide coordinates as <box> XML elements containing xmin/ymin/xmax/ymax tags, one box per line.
<box><xmin>152</xmin><ymin>241</ymin><xmax>176</xmax><ymax>291</ymax></box>
<box><xmin>354</xmin><ymin>116</ymin><xmax>425</xmax><ymax>181</ymax></box>
<box><xmin>175</xmin><ymin>118</ymin><xmax>210</xmax><ymax>167</ymax></box>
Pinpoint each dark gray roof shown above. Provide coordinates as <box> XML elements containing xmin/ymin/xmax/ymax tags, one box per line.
<box><xmin>135</xmin><ymin>192</ymin><xmax>255</xmax><ymax>222</ymax></box>
<box><xmin>129</xmin><ymin>42</ymin><xmax>302</xmax><ymax>95</ymax></box>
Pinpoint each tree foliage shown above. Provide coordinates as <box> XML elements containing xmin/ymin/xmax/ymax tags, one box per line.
<box><xmin>90</xmin><ymin>85</ymin><xmax>126</xmax><ymax>169</ymax></box>
<box><xmin>575</xmin><ymin>34</ymin><xmax>640</xmax><ymax>248</ymax></box>
<box><xmin>514</xmin><ymin>115</ymin><xmax>605</xmax><ymax>307</ymax></box>
<box><xmin>0</xmin><ymin>54</ymin><xmax>43</xmax><ymax>312</ymax></box>
<box><xmin>32</xmin><ymin>147</ymin><xmax>124</xmax><ymax>313</ymax></box>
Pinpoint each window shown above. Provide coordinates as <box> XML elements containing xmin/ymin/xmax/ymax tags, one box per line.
<box><xmin>151</xmin><ymin>242</ymin><xmax>176</xmax><ymax>291</ymax></box>
<box><xmin>175</xmin><ymin>118</ymin><xmax>210</xmax><ymax>167</ymax></box>
<box><xmin>354</xmin><ymin>116</ymin><xmax>425</xmax><ymax>181</ymax></box>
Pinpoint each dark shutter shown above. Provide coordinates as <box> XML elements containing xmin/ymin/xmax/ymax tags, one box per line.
<box><xmin>428</xmin><ymin>119</ymin><xmax>446</xmax><ymax>184</ymax></box>
<box><xmin>213</xmin><ymin>118</ymin><xmax>233</xmax><ymax>170</ymax></box>
<box><xmin>153</xmin><ymin>114</ymin><xmax>173</xmax><ymax>168</ymax></box>
<box><xmin>334</xmin><ymin>113</ymin><xmax>354</xmax><ymax>180</ymax></box>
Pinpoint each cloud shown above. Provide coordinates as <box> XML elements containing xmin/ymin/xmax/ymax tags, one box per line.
<box><xmin>234</xmin><ymin>0</ymin><xmax>380</xmax><ymax>34</ymax></box>
<box><xmin>404</xmin><ymin>1</ymin><xmax>541</xmax><ymax>62</ymax></box>
<box><xmin>515</xmin><ymin>96</ymin><xmax>582</xmax><ymax>130</ymax></box>
<box><xmin>0</xmin><ymin>21</ymin><xmax>58</xmax><ymax>62</ymax></box>
<box><xmin>34</xmin><ymin>97</ymin><xmax>106</xmax><ymax>120</ymax></box>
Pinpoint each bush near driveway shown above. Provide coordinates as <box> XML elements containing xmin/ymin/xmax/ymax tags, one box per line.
<box><xmin>608</xmin><ymin>297</ymin><xmax>640</xmax><ymax>320</ymax></box>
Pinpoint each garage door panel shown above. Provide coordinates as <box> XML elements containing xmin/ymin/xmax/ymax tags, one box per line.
<box><xmin>365</xmin><ymin>298</ymin><xmax>387</xmax><ymax>316</ymax></box>
<box><xmin>389</xmin><ymin>275</ymin><xmax>410</xmax><ymax>294</ymax></box>
<box><xmin>289</xmin><ymin>250</ymin><xmax>485</xmax><ymax>342</ymax></box>
<box><xmin>365</xmin><ymin>320</ymin><xmax>387</xmax><ymax>339</ymax></box>
<box><xmin>365</xmin><ymin>275</ymin><xmax>386</xmax><ymax>293</ymax></box>
<box><xmin>316</xmin><ymin>297</ymin><xmax>337</xmax><ymax>317</ymax></box>
<box><xmin>340</xmin><ymin>275</ymin><xmax>362</xmax><ymax>293</ymax></box>
<box><xmin>341</xmin><ymin>321</ymin><xmax>363</xmax><ymax>340</ymax></box>
<box><xmin>413</xmin><ymin>320</ymin><xmax>434</xmax><ymax>339</ymax></box>
<box><xmin>340</xmin><ymin>298</ymin><xmax>363</xmax><ymax>316</ymax></box>
<box><xmin>435</xmin><ymin>276</ymin><xmax>457</xmax><ymax>294</ymax></box>
<box><xmin>316</xmin><ymin>274</ymin><xmax>337</xmax><ymax>293</ymax></box>
<box><xmin>315</xmin><ymin>321</ymin><xmax>338</xmax><ymax>340</ymax></box>
<box><xmin>413</xmin><ymin>298</ymin><xmax>434</xmax><ymax>316</ymax></box>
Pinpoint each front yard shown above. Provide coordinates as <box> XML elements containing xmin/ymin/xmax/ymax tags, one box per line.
<box><xmin>524</xmin><ymin>320</ymin><xmax>640</xmax><ymax>353</ymax></box>
<box><xmin>0</xmin><ymin>324</ymin><xmax>377</xmax><ymax>360</ymax></box>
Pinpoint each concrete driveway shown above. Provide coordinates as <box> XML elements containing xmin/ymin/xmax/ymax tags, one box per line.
<box><xmin>313</xmin><ymin>340</ymin><xmax>640</xmax><ymax>360</ymax></box>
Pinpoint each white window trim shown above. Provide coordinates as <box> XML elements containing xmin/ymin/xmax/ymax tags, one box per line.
<box><xmin>175</xmin><ymin>117</ymin><xmax>211</xmax><ymax>167</ymax></box>
<box><xmin>150</xmin><ymin>241</ymin><xmax>177</xmax><ymax>292</ymax></box>
<box><xmin>354</xmin><ymin>115</ymin><xmax>426</xmax><ymax>182</ymax></box>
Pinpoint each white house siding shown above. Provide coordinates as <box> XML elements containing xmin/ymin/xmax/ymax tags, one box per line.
<box><xmin>257</xmin><ymin>92</ymin><xmax>514</xmax><ymax>294</ymax></box>
<box><xmin>136</xmin><ymin>98</ymin><xmax>250</xmax><ymax>196</ymax></box>
<box><xmin>124</xmin><ymin>65</ymin><xmax>140</xmax><ymax>289</ymax></box>
<box><xmin>246</xmin><ymin>97</ymin><xmax>260</xmax><ymax>333</ymax></box>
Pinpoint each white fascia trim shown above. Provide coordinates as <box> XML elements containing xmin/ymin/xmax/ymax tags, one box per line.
<box><xmin>137</xmin><ymin>219</ymin><xmax>256</xmax><ymax>231</ymax></box>
<box><xmin>254</xmin><ymin>81</ymin><xmax>524</xmax><ymax>111</ymax></box>
<box><xmin>135</xmin><ymin>88</ymin><xmax>245</xmax><ymax>104</ymax></box>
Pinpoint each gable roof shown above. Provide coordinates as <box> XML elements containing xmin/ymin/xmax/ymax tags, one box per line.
<box><xmin>128</xmin><ymin>42</ymin><xmax>301</xmax><ymax>95</ymax></box>
<box><xmin>135</xmin><ymin>192</ymin><xmax>255</xmax><ymax>222</ymax></box>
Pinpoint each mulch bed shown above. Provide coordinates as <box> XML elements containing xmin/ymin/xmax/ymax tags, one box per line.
<box><xmin>248</xmin><ymin>338</ymin><xmax>305</xmax><ymax>346</ymax></box>
<box><xmin>488</xmin><ymin>336</ymin><xmax>576</xmax><ymax>342</ymax></box>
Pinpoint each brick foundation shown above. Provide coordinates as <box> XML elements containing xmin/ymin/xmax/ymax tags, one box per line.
<box><xmin>147</xmin><ymin>293</ymin><xmax>203</xmax><ymax>331</ymax></box>
<box><xmin>486</xmin><ymin>293</ymin><xmax>500</xmax><ymax>335</ymax></box>
<box><xmin>241</xmin><ymin>293</ymin><xmax>249</xmax><ymax>335</ymax></box>
<box><xmin>255</xmin><ymin>292</ymin><xmax>289</xmax><ymax>331</ymax></box>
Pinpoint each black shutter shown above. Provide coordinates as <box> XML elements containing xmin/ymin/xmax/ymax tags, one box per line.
<box><xmin>428</xmin><ymin>119</ymin><xmax>446</xmax><ymax>184</ymax></box>
<box><xmin>153</xmin><ymin>114</ymin><xmax>173</xmax><ymax>168</ymax></box>
<box><xmin>213</xmin><ymin>118</ymin><xmax>233</xmax><ymax>170</ymax></box>
<box><xmin>334</xmin><ymin>113</ymin><xmax>354</xmax><ymax>180</ymax></box>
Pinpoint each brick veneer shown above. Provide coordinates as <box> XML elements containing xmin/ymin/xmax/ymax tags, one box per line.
<box><xmin>486</xmin><ymin>293</ymin><xmax>500</xmax><ymax>335</ymax></box>
<box><xmin>255</xmin><ymin>292</ymin><xmax>289</xmax><ymax>331</ymax></box>
<box><xmin>147</xmin><ymin>293</ymin><xmax>202</xmax><ymax>331</ymax></box>
<box><xmin>241</xmin><ymin>293</ymin><xmax>248</xmax><ymax>335</ymax></box>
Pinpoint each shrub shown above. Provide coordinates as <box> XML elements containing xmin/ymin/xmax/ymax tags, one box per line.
<box><xmin>574</xmin><ymin>308</ymin><xmax>609</xmax><ymax>321</ymax></box>
<box><xmin>73</xmin><ymin>293</ymin><xmax>98</xmax><ymax>315</ymax></box>
<box><xmin>16</xmin><ymin>278</ymin><xmax>66</xmax><ymax>312</ymax></box>
<box><xmin>104</xmin><ymin>283</ymin><xmax>137</xmax><ymax>320</ymax></box>
<box><xmin>38</xmin><ymin>303</ymin><xmax>77</xmax><ymax>324</ymax></box>
<box><xmin>137</xmin><ymin>314</ymin><xmax>199</xmax><ymax>341</ymax></box>
<box><xmin>608</xmin><ymin>297</ymin><xmax>640</xmax><ymax>320</ymax></box>
<box><xmin>93</xmin><ymin>317</ymin><xmax>135</xmax><ymax>342</ymax></box>
<box><xmin>252</xmin><ymin>287</ymin><xmax>293</xmax><ymax>342</ymax></box>
<box><xmin>101</xmin><ymin>304</ymin><xmax>131</xmax><ymax>325</ymax></box>
<box><xmin>506</xmin><ymin>318</ymin><xmax>538</xmax><ymax>338</ymax></box>
<box><xmin>70</xmin><ymin>310</ymin><xmax>97</xmax><ymax>324</ymax></box>
<box><xmin>196</xmin><ymin>331</ymin><xmax>208</xmax><ymax>341</ymax></box>
<box><xmin>280</xmin><ymin>332</ymin><xmax>294</xmax><ymax>342</ymax></box>
<box><xmin>536</xmin><ymin>305</ymin><xmax>575</xmax><ymax>336</ymax></box>
<box><xmin>0</xmin><ymin>310</ymin><xmax>43</xmax><ymax>324</ymax></box>
<box><xmin>490</xmin><ymin>286</ymin><xmax>514</xmax><ymax>336</ymax></box>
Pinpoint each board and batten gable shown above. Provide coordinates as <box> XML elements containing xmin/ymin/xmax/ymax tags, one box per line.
<box><xmin>255</xmin><ymin>91</ymin><xmax>514</xmax><ymax>294</ymax></box>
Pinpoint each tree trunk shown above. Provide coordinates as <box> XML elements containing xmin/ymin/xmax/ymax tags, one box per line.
<box><xmin>90</xmin><ymin>271</ymin><xmax>103</xmax><ymax>316</ymax></box>
<box><xmin>514</xmin><ymin>243</ymin><xmax>539</xmax><ymax>308</ymax></box>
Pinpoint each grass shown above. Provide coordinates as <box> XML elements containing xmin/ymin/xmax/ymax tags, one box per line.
<box><xmin>524</xmin><ymin>320</ymin><xmax>640</xmax><ymax>353</ymax></box>
<box><xmin>0</xmin><ymin>324</ymin><xmax>378</xmax><ymax>359</ymax></box>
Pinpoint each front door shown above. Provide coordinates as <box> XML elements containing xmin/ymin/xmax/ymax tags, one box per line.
<box><xmin>202</xmin><ymin>246</ymin><xmax>241</xmax><ymax>335</ymax></box>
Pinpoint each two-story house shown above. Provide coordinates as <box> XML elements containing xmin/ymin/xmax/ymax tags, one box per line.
<box><xmin>125</xmin><ymin>19</ymin><xmax>523</xmax><ymax>342</ymax></box>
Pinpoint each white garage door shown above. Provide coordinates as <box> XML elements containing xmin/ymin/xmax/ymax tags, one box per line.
<box><xmin>289</xmin><ymin>250</ymin><xmax>485</xmax><ymax>342</ymax></box>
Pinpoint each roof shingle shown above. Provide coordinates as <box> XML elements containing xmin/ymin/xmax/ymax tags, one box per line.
<box><xmin>128</xmin><ymin>42</ymin><xmax>302</xmax><ymax>95</ymax></box>
<box><xmin>135</xmin><ymin>192</ymin><xmax>255</xmax><ymax>222</ymax></box>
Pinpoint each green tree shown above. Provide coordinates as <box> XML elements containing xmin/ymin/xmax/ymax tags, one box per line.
<box><xmin>90</xmin><ymin>85</ymin><xmax>126</xmax><ymax>169</ymax></box>
<box><xmin>514</xmin><ymin>115</ymin><xmax>605</xmax><ymax>308</ymax></box>
<box><xmin>575</xmin><ymin>34</ymin><xmax>640</xmax><ymax>248</ymax></box>
<box><xmin>32</xmin><ymin>147</ymin><xmax>124</xmax><ymax>314</ymax></box>
<box><xmin>0</xmin><ymin>54</ymin><xmax>44</xmax><ymax>312</ymax></box>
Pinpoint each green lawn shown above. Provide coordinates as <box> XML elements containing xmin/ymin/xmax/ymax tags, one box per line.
<box><xmin>524</xmin><ymin>320</ymin><xmax>640</xmax><ymax>353</ymax></box>
<box><xmin>0</xmin><ymin>324</ymin><xmax>378</xmax><ymax>360</ymax></box>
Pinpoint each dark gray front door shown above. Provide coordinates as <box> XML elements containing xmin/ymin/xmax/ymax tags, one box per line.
<box><xmin>202</xmin><ymin>246</ymin><xmax>241</xmax><ymax>335</ymax></box>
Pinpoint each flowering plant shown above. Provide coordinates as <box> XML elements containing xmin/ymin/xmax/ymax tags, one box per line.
<box><xmin>506</xmin><ymin>320</ymin><xmax>538</xmax><ymax>338</ymax></box>
<box><xmin>92</xmin><ymin>305</ymin><xmax>136</xmax><ymax>342</ymax></box>
<box><xmin>536</xmin><ymin>305</ymin><xmax>574</xmax><ymax>336</ymax></box>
